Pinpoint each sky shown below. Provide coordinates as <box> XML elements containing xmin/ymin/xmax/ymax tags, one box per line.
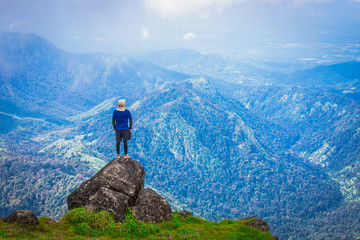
<box><xmin>1</xmin><ymin>0</ymin><xmax>360</xmax><ymax>62</ymax></box>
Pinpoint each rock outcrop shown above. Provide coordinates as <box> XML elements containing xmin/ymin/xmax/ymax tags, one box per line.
<box><xmin>133</xmin><ymin>188</ymin><xmax>172</xmax><ymax>223</ymax></box>
<box><xmin>4</xmin><ymin>210</ymin><xmax>39</xmax><ymax>226</ymax></box>
<box><xmin>67</xmin><ymin>157</ymin><xmax>172</xmax><ymax>223</ymax></box>
<box><xmin>243</xmin><ymin>216</ymin><xmax>278</xmax><ymax>240</ymax></box>
<box><xmin>243</xmin><ymin>216</ymin><xmax>270</xmax><ymax>232</ymax></box>
<box><xmin>179</xmin><ymin>210</ymin><xmax>193</xmax><ymax>219</ymax></box>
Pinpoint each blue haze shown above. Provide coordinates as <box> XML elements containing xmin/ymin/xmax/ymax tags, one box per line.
<box><xmin>1</xmin><ymin>0</ymin><xmax>360</xmax><ymax>62</ymax></box>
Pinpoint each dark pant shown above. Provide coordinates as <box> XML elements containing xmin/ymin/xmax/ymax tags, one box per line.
<box><xmin>115</xmin><ymin>130</ymin><xmax>131</xmax><ymax>155</ymax></box>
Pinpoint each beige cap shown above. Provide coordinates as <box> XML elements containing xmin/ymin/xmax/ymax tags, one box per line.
<box><xmin>117</xmin><ymin>99</ymin><xmax>125</xmax><ymax>111</ymax></box>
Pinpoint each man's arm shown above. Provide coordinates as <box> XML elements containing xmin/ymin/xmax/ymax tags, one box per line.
<box><xmin>112</xmin><ymin>118</ymin><xmax>116</xmax><ymax>131</ymax></box>
<box><xmin>129</xmin><ymin>119</ymin><xmax>133</xmax><ymax>131</ymax></box>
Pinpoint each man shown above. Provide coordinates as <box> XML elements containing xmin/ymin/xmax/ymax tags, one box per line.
<box><xmin>112</xmin><ymin>99</ymin><xmax>132</xmax><ymax>159</ymax></box>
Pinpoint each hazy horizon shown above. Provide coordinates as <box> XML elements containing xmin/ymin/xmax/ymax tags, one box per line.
<box><xmin>1</xmin><ymin>0</ymin><xmax>360</xmax><ymax>63</ymax></box>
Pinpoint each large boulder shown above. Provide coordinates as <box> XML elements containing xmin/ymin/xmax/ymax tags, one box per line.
<box><xmin>4</xmin><ymin>210</ymin><xmax>39</xmax><ymax>226</ymax></box>
<box><xmin>67</xmin><ymin>157</ymin><xmax>145</xmax><ymax>222</ymax></box>
<box><xmin>85</xmin><ymin>187</ymin><xmax>131</xmax><ymax>222</ymax></box>
<box><xmin>132</xmin><ymin>188</ymin><xmax>172</xmax><ymax>223</ymax></box>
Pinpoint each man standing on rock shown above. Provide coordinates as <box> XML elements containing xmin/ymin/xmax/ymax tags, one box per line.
<box><xmin>112</xmin><ymin>99</ymin><xmax>132</xmax><ymax>159</ymax></box>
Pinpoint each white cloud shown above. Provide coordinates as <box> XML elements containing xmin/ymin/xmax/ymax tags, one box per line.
<box><xmin>261</xmin><ymin>0</ymin><xmax>335</xmax><ymax>2</ymax></box>
<box><xmin>282</xmin><ymin>43</ymin><xmax>307</xmax><ymax>48</ymax></box>
<box><xmin>293</xmin><ymin>0</ymin><xmax>335</xmax><ymax>4</ymax></box>
<box><xmin>142</xmin><ymin>27</ymin><xmax>150</xmax><ymax>39</ymax></box>
<box><xmin>94</xmin><ymin>37</ymin><xmax>107</xmax><ymax>42</ymax></box>
<box><xmin>183</xmin><ymin>32</ymin><xmax>196</xmax><ymax>41</ymax></box>
<box><xmin>8</xmin><ymin>20</ymin><xmax>27</xmax><ymax>30</ymax></box>
<box><xmin>143</xmin><ymin>0</ymin><xmax>245</xmax><ymax>18</ymax></box>
<box><xmin>143</xmin><ymin>0</ymin><xmax>338</xmax><ymax>18</ymax></box>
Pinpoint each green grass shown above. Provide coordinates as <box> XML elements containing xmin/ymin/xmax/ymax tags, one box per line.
<box><xmin>0</xmin><ymin>208</ymin><xmax>275</xmax><ymax>239</ymax></box>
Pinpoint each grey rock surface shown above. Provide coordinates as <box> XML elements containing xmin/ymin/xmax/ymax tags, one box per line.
<box><xmin>67</xmin><ymin>157</ymin><xmax>145</xmax><ymax>222</ymax></box>
<box><xmin>243</xmin><ymin>216</ymin><xmax>270</xmax><ymax>232</ymax></box>
<box><xmin>180</xmin><ymin>210</ymin><xmax>193</xmax><ymax>219</ymax></box>
<box><xmin>132</xmin><ymin>188</ymin><xmax>172</xmax><ymax>223</ymax></box>
<box><xmin>4</xmin><ymin>210</ymin><xmax>39</xmax><ymax>226</ymax></box>
<box><xmin>85</xmin><ymin>187</ymin><xmax>131</xmax><ymax>222</ymax></box>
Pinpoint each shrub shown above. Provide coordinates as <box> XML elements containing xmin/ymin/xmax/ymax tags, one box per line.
<box><xmin>62</xmin><ymin>208</ymin><xmax>114</xmax><ymax>230</ymax></box>
<box><xmin>119</xmin><ymin>209</ymin><xmax>157</xmax><ymax>237</ymax></box>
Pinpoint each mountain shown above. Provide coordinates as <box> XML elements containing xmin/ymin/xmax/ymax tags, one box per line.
<box><xmin>142</xmin><ymin>48</ymin><xmax>360</xmax><ymax>205</ymax></box>
<box><xmin>141</xmin><ymin>49</ymin><xmax>285</xmax><ymax>85</ymax></box>
<box><xmin>215</xmin><ymin>80</ymin><xmax>360</xmax><ymax>201</ymax></box>
<box><xmin>145</xmin><ymin>52</ymin><xmax>360</xmax><ymax>239</ymax></box>
<box><xmin>286</xmin><ymin>61</ymin><xmax>360</xmax><ymax>90</ymax></box>
<box><xmin>64</xmin><ymin>79</ymin><xmax>344</xmax><ymax>239</ymax></box>
<box><xmin>0</xmin><ymin>32</ymin><xmax>359</xmax><ymax>239</ymax></box>
<box><xmin>0</xmin><ymin>32</ymin><xmax>189</xmax><ymax>119</ymax></box>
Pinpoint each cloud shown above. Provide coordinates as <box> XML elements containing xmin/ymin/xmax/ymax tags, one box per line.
<box><xmin>293</xmin><ymin>0</ymin><xmax>335</xmax><ymax>4</ymax></box>
<box><xmin>260</xmin><ymin>0</ymin><xmax>335</xmax><ymax>2</ymax></box>
<box><xmin>95</xmin><ymin>37</ymin><xmax>107</xmax><ymax>42</ymax></box>
<box><xmin>8</xmin><ymin>20</ymin><xmax>27</xmax><ymax>30</ymax></box>
<box><xmin>143</xmin><ymin>0</ymin><xmax>338</xmax><ymax>18</ymax></box>
<box><xmin>183</xmin><ymin>32</ymin><xmax>196</xmax><ymax>41</ymax></box>
<box><xmin>282</xmin><ymin>43</ymin><xmax>307</xmax><ymax>48</ymax></box>
<box><xmin>143</xmin><ymin>0</ymin><xmax>245</xmax><ymax>18</ymax></box>
<box><xmin>142</xmin><ymin>27</ymin><xmax>150</xmax><ymax>39</ymax></box>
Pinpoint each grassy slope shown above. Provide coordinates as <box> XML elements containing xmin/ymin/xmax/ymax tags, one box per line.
<box><xmin>0</xmin><ymin>208</ymin><xmax>276</xmax><ymax>240</ymax></box>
